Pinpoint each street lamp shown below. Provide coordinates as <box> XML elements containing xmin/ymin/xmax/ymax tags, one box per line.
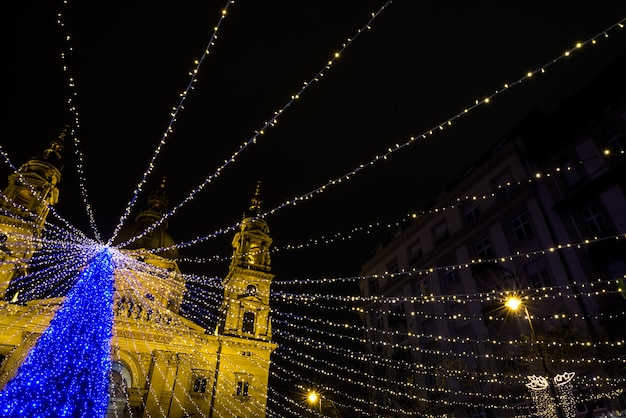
<box><xmin>504</xmin><ymin>296</ymin><xmax>550</xmax><ymax>375</ymax></box>
<box><xmin>304</xmin><ymin>389</ymin><xmax>343</xmax><ymax>418</ymax></box>
<box><xmin>307</xmin><ymin>390</ymin><xmax>319</xmax><ymax>404</ymax></box>
<box><xmin>504</xmin><ymin>296</ymin><xmax>576</xmax><ymax>418</ymax></box>
<box><xmin>306</xmin><ymin>390</ymin><xmax>321</xmax><ymax>414</ymax></box>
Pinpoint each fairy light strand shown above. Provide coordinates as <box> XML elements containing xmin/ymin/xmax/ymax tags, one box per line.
<box><xmin>122</xmin><ymin>16</ymin><xmax>625</xmax><ymax>260</ymax></box>
<box><xmin>107</xmin><ymin>0</ymin><xmax>235</xmax><ymax>246</ymax></box>
<box><xmin>56</xmin><ymin>2</ymin><xmax>102</xmax><ymax>242</ymax></box>
<box><xmin>115</xmin><ymin>0</ymin><xmax>395</xmax><ymax>250</ymax></box>
<box><xmin>1</xmin><ymin>6</ymin><xmax>624</xmax><ymax>418</ymax></box>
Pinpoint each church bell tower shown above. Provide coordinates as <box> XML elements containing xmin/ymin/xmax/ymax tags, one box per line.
<box><xmin>219</xmin><ymin>182</ymin><xmax>274</xmax><ymax>341</ymax></box>
<box><xmin>0</xmin><ymin>129</ymin><xmax>65</xmax><ymax>299</ymax></box>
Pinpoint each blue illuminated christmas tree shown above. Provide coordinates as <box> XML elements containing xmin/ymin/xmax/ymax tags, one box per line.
<box><xmin>0</xmin><ymin>247</ymin><xmax>115</xmax><ymax>417</ymax></box>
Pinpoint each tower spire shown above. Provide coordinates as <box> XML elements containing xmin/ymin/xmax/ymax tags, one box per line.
<box><xmin>0</xmin><ymin>128</ymin><xmax>66</xmax><ymax>299</ymax></box>
<box><xmin>219</xmin><ymin>182</ymin><xmax>275</xmax><ymax>341</ymax></box>
<box><xmin>111</xmin><ymin>176</ymin><xmax>179</xmax><ymax>260</ymax></box>
<box><xmin>245</xmin><ymin>180</ymin><xmax>262</xmax><ymax>218</ymax></box>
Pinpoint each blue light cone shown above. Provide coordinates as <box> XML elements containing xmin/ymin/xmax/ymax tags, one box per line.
<box><xmin>0</xmin><ymin>248</ymin><xmax>115</xmax><ymax>417</ymax></box>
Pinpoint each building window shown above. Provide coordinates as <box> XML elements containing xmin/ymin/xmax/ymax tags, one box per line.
<box><xmin>245</xmin><ymin>284</ymin><xmax>257</xmax><ymax>296</ymax></box>
<box><xmin>529</xmin><ymin>270</ymin><xmax>551</xmax><ymax>288</ymax></box>
<box><xmin>464</xmin><ymin>203</ymin><xmax>480</xmax><ymax>224</ymax></box>
<box><xmin>560</xmin><ymin>159</ymin><xmax>582</xmax><ymax>188</ymax></box>
<box><xmin>581</xmin><ymin>203</ymin><xmax>607</xmax><ymax>236</ymax></box>
<box><xmin>193</xmin><ymin>377</ymin><xmax>208</xmax><ymax>393</ymax></box>
<box><xmin>386</xmin><ymin>258</ymin><xmax>399</xmax><ymax>274</ymax></box>
<box><xmin>468</xmin><ymin>406</ymin><xmax>488</xmax><ymax>418</ymax></box>
<box><xmin>432</xmin><ymin>221</ymin><xmax>449</xmax><ymax>247</ymax></box>
<box><xmin>443</xmin><ymin>267</ymin><xmax>459</xmax><ymax>287</ymax></box>
<box><xmin>474</xmin><ymin>238</ymin><xmax>493</xmax><ymax>260</ymax></box>
<box><xmin>407</xmin><ymin>240</ymin><xmax>422</xmax><ymax>266</ymax></box>
<box><xmin>109</xmin><ymin>362</ymin><xmax>131</xmax><ymax>398</ymax></box>
<box><xmin>392</xmin><ymin>302</ymin><xmax>405</xmax><ymax>317</ymax></box>
<box><xmin>373</xmin><ymin>311</ymin><xmax>384</xmax><ymax>329</ymax></box>
<box><xmin>236</xmin><ymin>378</ymin><xmax>250</xmax><ymax>396</ymax></box>
<box><xmin>369</xmin><ymin>277</ymin><xmax>379</xmax><ymax>294</ymax></box>
<box><xmin>492</xmin><ymin>171</ymin><xmax>516</xmax><ymax>199</ymax></box>
<box><xmin>242</xmin><ymin>310</ymin><xmax>255</xmax><ymax>334</ymax></box>
<box><xmin>511</xmin><ymin>212</ymin><xmax>533</xmax><ymax>241</ymax></box>
<box><xmin>524</xmin><ymin>260</ymin><xmax>552</xmax><ymax>288</ymax></box>
<box><xmin>605</xmin><ymin>128</ymin><xmax>624</xmax><ymax>153</ymax></box>
<box><xmin>414</xmin><ymin>278</ymin><xmax>429</xmax><ymax>297</ymax></box>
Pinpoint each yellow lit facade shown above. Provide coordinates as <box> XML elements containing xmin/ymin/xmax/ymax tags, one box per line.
<box><xmin>0</xmin><ymin>133</ymin><xmax>276</xmax><ymax>417</ymax></box>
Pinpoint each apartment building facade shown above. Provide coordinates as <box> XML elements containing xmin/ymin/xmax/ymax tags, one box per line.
<box><xmin>359</xmin><ymin>54</ymin><xmax>626</xmax><ymax>417</ymax></box>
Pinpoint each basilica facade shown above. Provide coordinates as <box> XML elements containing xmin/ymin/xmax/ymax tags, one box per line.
<box><xmin>0</xmin><ymin>132</ymin><xmax>276</xmax><ymax>417</ymax></box>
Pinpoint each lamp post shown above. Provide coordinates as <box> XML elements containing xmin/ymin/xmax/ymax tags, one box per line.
<box><xmin>308</xmin><ymin>391</ymin><xmax>320</xmax><ymax>408</ymax></box>
<box><xmin>306</xmin><ymin>390</ymin><xmax>321</xmax><ymax>416</ymax></box>
<box><xmin>504</xmin><ymin>296</ymin><xmax>576</xmax><ymax>418</ymax></box>
<box><xmin>304</xmin><ymin>389</ymin><xmax>342</xmax><ymax>417</ymax></box>
<box><xmin>504</xmin><ymin>297</ymin><xmax>550</xmax><ymax>376</ymax></box>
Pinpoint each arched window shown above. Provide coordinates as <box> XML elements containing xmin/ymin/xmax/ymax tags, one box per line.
<box><xmin>110</xmin><ymin>361</ymin><xmax>132</xmax><ymax>398</ymax></box>
<box><xmin>246</xmin><ymin>284</ymin><xmax>257</xmax><ymax>296</ymax></box>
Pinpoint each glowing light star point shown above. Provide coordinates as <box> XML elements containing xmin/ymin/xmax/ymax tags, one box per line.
<box><xmin>504</xmin><ymin>296</ymin><xmax>522</xmax><ymax>311</ymax></box>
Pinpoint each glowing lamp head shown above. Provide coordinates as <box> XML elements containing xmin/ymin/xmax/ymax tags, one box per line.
<box><xmin>307</xmin><ymin>391</ymin><xmax>319</xmax><ymax>404</ymax></box>
<box><xmin>505</xmin><ymin>296</ymin><xmax>522</xmax><ymax>311</ymax></box>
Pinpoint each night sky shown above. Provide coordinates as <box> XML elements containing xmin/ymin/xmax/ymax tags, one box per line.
<box><xmin>3</xmin><ymin>1</ymin><xmax>626</xmax><ymax>414</ymax></box>
<box><xmin>4</xmin><ymin>1</ymin><xmax>626</xmax><ymax>281</ymax></box>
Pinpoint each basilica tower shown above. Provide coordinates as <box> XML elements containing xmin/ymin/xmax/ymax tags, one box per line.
<box><xmin>0</xmin><ymin>129</ymin><xmax>65</xmax><ymax>299</ymax></box>
<box><xmin>219</xmin><ymin>181</ymin><xmax>274</xmax><ymax>341</ymax></box>
<box><xmin>0</xmin><ymin>143</ymin><xmax>277</xmax><ymax>416</ymax></box>
<box><xmin>209</xmin><ymin>182</ymin><xmax>277</xmax><ymax>418</ymax></box>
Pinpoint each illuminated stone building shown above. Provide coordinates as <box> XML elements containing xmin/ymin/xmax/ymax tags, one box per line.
<box><xmin>0</xmin><ymin>134</ymin><xmax>276</xmax><ymax>417</ymax></box>
<box><xmin>359</xmin><ymin>54</ymin><xmax>626</xmax><ymax>417</ymax></box>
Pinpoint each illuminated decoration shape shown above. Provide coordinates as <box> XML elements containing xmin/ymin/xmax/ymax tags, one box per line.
<box><xmin>525</xmin><ymin>375</ymin><xmax>549</xmax><ymax>391</ymax></box>
<box><xmin>554</xmin><ymin>372</ymin><xmax>576</xmax><ymax>418</ymax></box>
<box><xmin>0</xmin><ymin>247</ymin><xmax>115</xmax><ymax>417</ymax></box>
<box><xmin>526</xmin><ymin>375</ymin><xmax>558</xmax><ymax>418</ymax></box>
<box><xmin>553</xmin><ymin>371</ymin><xmax>575</xmax><ymax>386</ymax></box>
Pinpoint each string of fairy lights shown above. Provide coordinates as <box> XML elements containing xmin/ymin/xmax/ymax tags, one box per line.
<box><xmin>4</xmin><ymin>191</ymin><xmax>624</xmax><ymax>400</ymax></box>
<box><xmin>1</xmin><ymin>159</ymin><xmax>624</xmax><ymax>412</ymax></box>
<box><xmin>109</xmin><ymin>258</ymin><xmax>282</xmax><ymax>418</ymax></box>
<box><xmin>141</xmin><ymin>18</ymin><xmax>626</xmax><ymax>255</ymax></box>
<box><xmin>0</xmin><ymin>232</ymin><xmax>624</xmax><ymax>415</ymax></box>
<box><xmin>132</xmin><ymin>146</ymin><xmax>626</xmax><ymax>264</ymax></box>
<box><xmin>113</xmin><ymin>0</ymin><xmax>395</xmax><ymax>250</ymax></box>
<box><xmin>23</xmin><ymin>0</ymin><xmax>626</xmax><ymax>264</ymax></box>
<box><xmin>0</xmin><ymin>145</ymin><xmax>91</xmax><ymax>244</ymax></box>
<box><xmin>56</xmin><ymin>0</ymin><xmax>102</xmax><ymax>243</ymax></box>
<box><xmin>107</xmin><ymin>0</ymin><xmax>237</xmax><ymax>247</ymax></box>
<box><xmin>5</xmin><ymin>233</ymin><xmax>624</xmax><ymax>352</ymax></box>
<box><xmin>172</xmin><ymin>150</ymin><xmax>625</xmax><ymax>268</ymax></box>
<box><xmin>1</xmin><ymin>1</ymin><xmax>625</xmax><ymax>417</ymax></box>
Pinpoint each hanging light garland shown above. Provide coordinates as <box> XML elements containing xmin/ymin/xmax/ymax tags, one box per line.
<box><xmin>1</xmin><ymin>4</ymin><xmax>624</xmax><ymax>418</ymax></box>
<box><xmin>115</xmin><ymin>1</ymin><xmax>396</xmax><ymax>250</ymax></box>
<box><xmin>108</xmin><ymin>0</ymin><xmax>237</xmax><ymax>246</ymax></box>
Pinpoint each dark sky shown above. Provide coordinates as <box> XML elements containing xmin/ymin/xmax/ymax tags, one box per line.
<box><xmin>4</xmin><ymin>1</ymin><xmax>626</xmax><ymax>281</ymax></box>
